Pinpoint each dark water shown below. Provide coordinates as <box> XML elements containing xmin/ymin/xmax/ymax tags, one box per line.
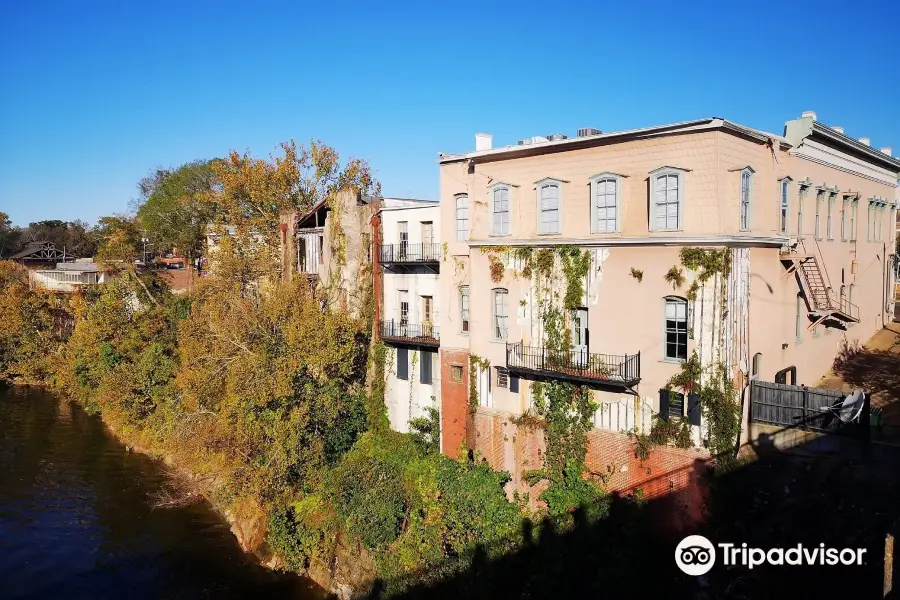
<box><xmin>0</xmin><ymin>386</ymin><xmax>325</xmax><ymax>600</ymax></box>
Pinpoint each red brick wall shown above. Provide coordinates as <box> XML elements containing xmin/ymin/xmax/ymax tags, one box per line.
<box><xmin>440</xmin><ymin>348</ymin><xmax>470</xmax><ymax>456</ymax></box>
<box><xmin>471</xmin><ymin>407</ymin><xmax>709</xmax><ymax>528</ymax></box>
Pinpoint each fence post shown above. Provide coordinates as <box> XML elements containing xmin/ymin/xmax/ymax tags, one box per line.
<box><xmin>862</xmin><ymin>392</ymin><xmax>871</xmax><ymax>459</ymax></box>
<box><xmin>801</xmin><ymin>385</ymin><xmax>809</xmax><ymax>431</ymax></box>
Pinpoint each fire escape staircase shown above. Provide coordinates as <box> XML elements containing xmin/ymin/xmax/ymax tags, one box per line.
<box><xmin>781</xmin><ymin>241</ymin><xmax>859</xmax><ymax>329</ymax></box>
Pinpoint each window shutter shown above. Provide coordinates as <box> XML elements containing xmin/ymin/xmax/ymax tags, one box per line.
<box><xmin>397</xmin><ymin>348</ymin><xmax>408</xmax><ymax>380</ymax></box>
<box><xmin>510</xmin><ymin>375</ymin><xmax>519</xmax><ymax>393</ymax></box>
<box><xmin>659</xmin><ymin>389</ymin><xmax>670</xmax><ymax>421</ymax></box>
<box><xmin>687</xmin><ymin>393</ymin><xmax>701</xmax><ymax>427</ymax></box>
<box><xmin>420</xmin><ymin>350</ymin><xmax>432</xmax><ymax>384</ymax></box>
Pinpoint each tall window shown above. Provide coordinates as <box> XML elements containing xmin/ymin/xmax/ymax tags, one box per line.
<box><xmin>841</xmin><ymin>197</ymin><xmax>849</xmax><ymax>241</ymax></box>
<box><xmin>815</xmin><ymin>191</ymin><xmax>824</xmax><ymax>239</ymax></box>
<box><xmin>739</xmin><ymin>168</ymin><xmax>752</xmax><ymax>231</ymax></box>
<box><xmin>797</xmin><ymin>185</ymin><xmax>807</xmax><ymax>236</ymax></box>
<box><xmin>537</xmin><ymin>181</ymin><xmax>561</xmax><ymax>235</ymax></box>
<box><xmin>421</xmin><ymin>221</ymin><xmax>434</xmax><ymax>245</ymax></box>
<box><xmin>867</xmin><ymin>203</ymin><xmax>874</xmax><ymax>241</ymax></box>
<box><xmin>455</xmin><ymin>194</ymin><xmax>468</xmax><ymax>241</ymax></box>
<box><xmin>850</xmin><ymin>199</ymin><xmax>858</xmax><ymax>241</ymax></box>
<box><xmin>827</xmin><ymin>193</ymin><xmax>835</xmax><ymax>239</ymax></box>
<box><xmin>421</xmin><ymin>295</ymin><xmax>433</xmax><ymax>325</ymax></box>
<box><xmin>492</xmin><ymin>288</ymin><xmax>508</xmax><ymax>341</ymax></box>
<box><xmin>795</xmin><ymin>294</ymin><xmax>804</xmax><ymax>343</ymax></box>
<box><xmin>591</xmin><ymin>174</ymin><xmax>620</xmax><ymax>233</ymax></box>
<box><xmin>650</xmin><ymin>168</ymin><xmax>683</xmax><ymax>231</ymax></box>
<box><xmin>459</xmin><ymin>286</ymin><xmax>470</xmax><ymax>333</ymax></box>
<box><xmin>398</xmin><ymin>221</ymin><xmax>408</xmax><ymax>259</ymax></box>
<box><xmin>491</xmin><ymin>185</ymin><xmax>510</xmax><ymax>236</ymax></box>
<box><xmin>398</xmin><ymin>290</ymin><xmax>409</xmax><ymax>329</ymax></box>
<box><xmin>779</xmin><ymin>179</ymin><xmax>790</xmax><ymax>234</ymax></box>
<box><xmin>664</xmin><ymin>296</ymin><xmax>688</xmax><ymax>361</ymax></box>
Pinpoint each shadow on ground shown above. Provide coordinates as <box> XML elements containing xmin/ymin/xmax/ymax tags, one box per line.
<box><xmin>832</xmin><ymin>326</ymin><xmax>900</xmax><ymax>442</ymax></box>
<box><xmin>366</xmin><ymin>432</ymin><xmax>900</xmax><ymax>600</ymax></box>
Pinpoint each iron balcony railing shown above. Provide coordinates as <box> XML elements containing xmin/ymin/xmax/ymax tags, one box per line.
<box><xmin>380</xmin><ymin>319</ymin><xmax>440</xmax><ymax>346</ymax></box>
<box><xmin>378</xmin><ymin>243</ymin><xmax>441</xmax><ymax>264</ymax></box>
<box><xmin>832</xmin><ymin>291</ymin><xmax>860</xmax><ymax>321</ymax></box>
<box><xmin>506</xmin><ymin>342</ymin><xmax>640</xmax><ymax>387</ymax></box>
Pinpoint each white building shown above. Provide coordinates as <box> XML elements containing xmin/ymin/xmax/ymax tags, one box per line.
<box><xmin>29</xmin><ymin>260</ymin><xmax>113</xmax><ymax>292</ymax></box>
<box><xmin>377</xmin><ymin>199</ymin><xmax>441</xmax><ymax>433</ymax></box>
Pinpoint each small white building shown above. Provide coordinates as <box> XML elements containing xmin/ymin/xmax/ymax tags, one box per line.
<box><xmin>378</xmin><ymin>199</ymin><xmax>441</xmax><ymax>433</ymax></box>
<box><xmin>29</xmin><ymin>260</ymin><xmax>112</xmax><ymax>292</ymax></box>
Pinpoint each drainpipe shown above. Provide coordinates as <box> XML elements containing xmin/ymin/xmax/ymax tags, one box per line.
<box><xmin>371</xmin><ymin>212</ymin><xmax>383</xmax><ymax>341</ymax></box>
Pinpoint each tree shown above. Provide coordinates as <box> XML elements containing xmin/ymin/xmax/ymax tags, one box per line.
<box><xmin>16</xmin><ymin>219</ymin><xmax>97</xmax><ymax>258</ymax></box>
<box><xmin>136</xmin><ymin>160</ymin><xmax>219</xmax><ymax>264</ymax></box>
<box><xmin>0</xmin><ymin>212</ymin><xmax>22</xmax><ymax>258</ymax></box>
<box><xmin>93</xmin><ymin>215</ymin><xmax>143</xmax><ymax>263</ymax></box>
<box><xmin>208</xmin><ymin>139</ymin><xmax>380</xmax><ymax>288</ymax></box>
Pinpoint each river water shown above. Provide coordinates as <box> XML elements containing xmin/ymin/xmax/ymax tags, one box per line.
<box><xmin>0</xmin><ymin>386</ymin><xmax>324</xmax><ymax>600</ymax></box>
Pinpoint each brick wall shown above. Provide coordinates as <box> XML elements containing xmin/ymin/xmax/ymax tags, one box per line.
<box><xmin>471</xmin><ymin>407</ymin><xmax>710</xmax><ymax>528</ymax></box>
<box><xmin>440</xmin><ymin>348</ymin><xmax>470</xmax><ymax>455</ymax></box>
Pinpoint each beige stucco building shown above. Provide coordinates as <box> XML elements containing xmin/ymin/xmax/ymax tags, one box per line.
<box><xmin>437</xmin><ymin>113</ymin><xmax>899</xmax><ymax>464</ymax></box>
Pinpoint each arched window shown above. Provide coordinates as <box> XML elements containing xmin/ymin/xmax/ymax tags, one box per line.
<box><xmin>490</xmin><ymin>184</ymin><xmax>511</xmax><ymax>236</ymax></box>
<box><xmin>751</xmin><ymin>352</ymin><xmax>762</xmax><ymax>380</ymax></box>
<box><xmin>649</xmin><ymin>167</ymin><xmax>686</xmax><ymax>231</ymax></box>
<box><xmin>590</xmin><ymin>173</ymin><xmax>623</xmax><ymax>233</ymax></box>
<box><xmin>455</xmin><ymin>194</ymin><xmax>469</xmax><ymax>241</ymax></box>
<box><xmin>740</xmin><ymin>168</ymin><xmax>754</xmax><ymax>231</ymax></box>
<box><xmin>535</xmin><ymin>179</ymin><xmax>562</xmax><ymax>235</ymax></box>
<box><xmin>664</xmin><ymin>296</ymin><xmax>688</xmax><ymax>361</ymax></box>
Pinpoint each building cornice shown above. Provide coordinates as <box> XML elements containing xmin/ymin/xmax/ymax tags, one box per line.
<box><xmin>439</xmin><ymin>118</ymin><xmax>790</xmax><ymax>165</ymax></box>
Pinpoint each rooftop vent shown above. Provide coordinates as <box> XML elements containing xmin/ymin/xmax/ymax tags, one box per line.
<box><xmin>577</xmin><ymin>127</ymin><xmax>602</xmax><ymax>137</ymax></box>
<box><xmin>517</xmin><ymin>139</ymin><xmax>533</xmax><ymax>146</ymax></box>
<box><xmin>475</xmin><ymin>133</ymin><xmax>492</xmax><ymax>151</ymax></box>
<box><xmin>530</xmin><ymin>136</ymin><xmax>549</xmax><ymax>144</ymax></box>
<box><xmin>832</xmin><ymin>126</ymin><xmax>844</xmax><ymax>134</ymax></box>
<box><xmin>880</xmin><ymin>147</ymin><xmax>893</xmax><ymax>156</ymax></box>
<box><xmin>802</xmin><ymin>110</ymin><xmax>817</xmax><ymax>121</ymax></box>
<box><xmin>859</xmin><ymin>137</ymin><xmax>870</xmax><ymax>146</ymax></box>
<box><xmin>547</xmin><ymin>133</ymin><xmax>568</xmax><ymax>141</ymax></box>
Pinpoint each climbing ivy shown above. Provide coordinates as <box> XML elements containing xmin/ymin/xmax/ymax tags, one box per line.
<box><xmin>469</xmin><ymin>354</ymin><xmax>490</xmax><ymax>409</ymax></box>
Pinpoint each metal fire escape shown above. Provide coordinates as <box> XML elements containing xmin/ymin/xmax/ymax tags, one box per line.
<box><xmin>781</xmin><ymin>238</ymin><xmax>859</xmax><ymax>329</ymax></box>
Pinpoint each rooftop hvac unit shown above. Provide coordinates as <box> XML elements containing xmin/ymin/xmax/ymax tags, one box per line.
<box><xmin>518</xmin><ymin>139</ymin><xmax>533</xmax><ymax>146</ymax></box>
<box><xmin>577</xmin><ymin>127</ymin><xmax>602</xmax><ymax>137</ymax></box>
<box><xmin>547</xmin><ymin>133</ymin><xmax>568</xmax><ymax>141</ymax></box>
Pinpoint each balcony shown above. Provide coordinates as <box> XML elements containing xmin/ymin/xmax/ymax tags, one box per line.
<box><xmin>380</xmin><ymin>320</ymin><xmax>440</xmax><ymax>347</ymax></box>
<box><xmin>378</xmin><ymin>243</ymin><xmax>441</xmax><ymax>267</ymax></box>
<box><xmin>506</xmin><ymin>342</ymin><xmax>641</xmax><ymax>393</ymax></box>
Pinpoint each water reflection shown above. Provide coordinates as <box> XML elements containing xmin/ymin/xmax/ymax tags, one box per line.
<box><xmin>0</xmin><ymin>386</ymin><xmax>323</xmax><ymax>600</ymax></box>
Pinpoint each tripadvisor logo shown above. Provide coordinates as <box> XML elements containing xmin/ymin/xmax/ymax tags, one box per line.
<box><xmin>675</xmin><ymin>535</ymin><xmax>867</xmax><ymax>575</ymax></box>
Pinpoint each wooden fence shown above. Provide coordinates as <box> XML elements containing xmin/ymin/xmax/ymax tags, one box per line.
<box><xmin>750</xmin><ymin>380</ymin><xmax>869</xmax><ymax>440</ymax></box>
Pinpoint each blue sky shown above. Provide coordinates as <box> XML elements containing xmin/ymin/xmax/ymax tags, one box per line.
<box><xmin>1</xmin><ymin>0</ymin><xmax>898</xmax><ymax>226</ymax></box>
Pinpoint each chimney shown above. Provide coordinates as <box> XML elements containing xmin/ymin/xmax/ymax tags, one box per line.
<box><xmin>832</xmin><ymin>126</ymin><xmax>844</xmax><ymax>134</ymax></box>
<box><xmin>859</xmin><ymin>137</ymin><xmax>870</xmax><ymax>146</ymax></box>
<box><xmin>475</xmin><ymin>133</ymin><xmax>492</xmax><ymax>151</ymax></box>
<box><xmin>881</xmin><ymin>147</ymin><xmax>893</xmax><ymax>156</ymax></box>
<box><xmin>802</xmin><ymin>110</ymin><xmax>817</xmax><ymax>121</ymax></box>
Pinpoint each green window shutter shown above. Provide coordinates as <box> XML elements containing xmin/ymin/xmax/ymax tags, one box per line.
<box><xmin>420</xmin><ymin>350</ymin><xmax>432</xmax><ymax>384</ymax></box>
<box><xmin>397</xmin><ymin>348</ymin><xmax>408</xmax><ymax>380</ymax></box>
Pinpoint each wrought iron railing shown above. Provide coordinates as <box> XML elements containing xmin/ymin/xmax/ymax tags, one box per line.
<box><xmin>380</xmin><ymin>320</ymin><xmax>440</xmax><ymax>345</ymax></box>
<box><xmin>505</xmin><ymin>342</ymin><xmax>640</xmax><ymax>385</ymax></box>
<box><xmin>378</xmin><ymin>243</ymin><xmax>441</xmax><ymax>264</ymax></box>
